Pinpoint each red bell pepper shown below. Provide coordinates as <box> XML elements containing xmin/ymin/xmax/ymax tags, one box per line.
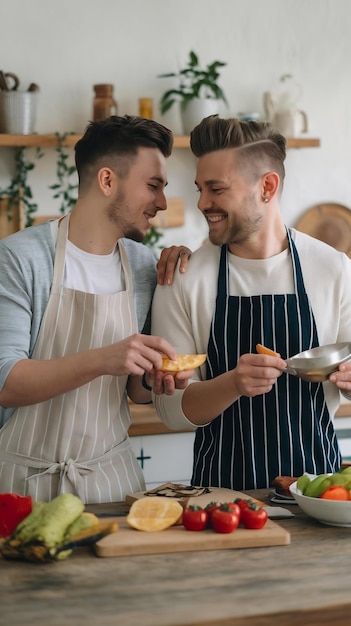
<box><xmin>0</xmin><ymin>493</ymin><xmax>33</xmax><ymax>537</ymax></box>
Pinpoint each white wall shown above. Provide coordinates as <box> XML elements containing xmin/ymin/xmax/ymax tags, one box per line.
<box><xmin>1</xmin><ymin>0</ymin><xmax>350</xmax><ymax>252</ymax></box>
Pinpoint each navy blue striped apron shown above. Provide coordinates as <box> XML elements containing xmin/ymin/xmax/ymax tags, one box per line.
<box><xmin>192</xmin><ymin>230</ymin><xmax>341</xmax><ymax>490</ymax></box>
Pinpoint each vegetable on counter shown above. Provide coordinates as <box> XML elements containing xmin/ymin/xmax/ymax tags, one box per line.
<box><xmin>0</xmin><ymin>493</ymin><xmax>118</xmax><ymax>562</ymax></box>
<box><xmin>240</xmin><ymin>505</ymin><xmax>268</xmax><ymax>529</ymax></box>
<box><xmin>0</xmin><ymin>493</ymin><xmax>32</xmax><ymax>537</ymax></box>
<box><xmin>211</xmin><ymin>504</ymin><xmax>240</xmax><ymax>534</ymax></box>
<box><xmin>182</xmin><ymin>499</ymin><xmax>268</xmax><ymax>533</ymax></box>
<box><xmin>182</xmin><ymin>506</ymin><xmax>209</xmax><ymax>531</ymax></box>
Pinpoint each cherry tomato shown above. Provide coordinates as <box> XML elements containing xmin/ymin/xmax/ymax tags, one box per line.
<box><xmin>234</xmin><ymin>498</ymin><xmax>252</xmax><ymax>522</ymax></box>
<box><xmin>205</xmin><ymin>501</ymin><xmax>221</xmax><ymax>515</ymax></box>
<box><xmin>320</xmin><ymin>486</ymin><xmax>351</xmax><ymax>501</ymax></box>
<box><xmin>0</xmin><ymin>493</ymin><xmax>33</xmax><ymax>537</ymax></box>
<box><xmin>234</xmin><ymin>497</ymin><xmax>250</xmax><ymax>510</ymax></box>
<box><xmin>234</xmin><ymin>497</ymin><xmax>258</xmax><ymax>512</ymax></box>
<box><xmin>182</xmin><ymin>506</ymin><xmax>209</xmax><ymax>531</ymax></box>
<box><xmin>204</xmin><ymin>501</ymin><xmax>221</xmax><ymax>528</ymax></box>
<box><xmin>211</xmin><ymin>504</ymin><xmax>240</xmax><ymax>534</ymax></box>
<box><xmin>241</xmin><ymin>506</ymin><xmax>268</xmax><ymax>530</ymax></box>
<box><xmin>224</xmin><ymin>502</ymin><xmax>241</xmax><ymax>514</ymax></box>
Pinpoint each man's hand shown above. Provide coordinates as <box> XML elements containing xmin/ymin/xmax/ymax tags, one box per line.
<box><xmin>329</xmin><ymin>361</ymin><xmax>351</xmax><ymax>395</ymax></box>
<box><xmin>0</xmin><ymin>334</ymin><xmax>178</xmax><ymax>409</ymax></box>
<box><xmin>145</xmin><ymin>368</ymin><xmax>194</xmax><ymax>396</ymax></box>
<box><xmin>157</xmin><ymin>246</ymin><xmax>192</xmax><ymax>285</ymax></box>
<box><xmin>102</xmin><ymin>334</ymin><xmax>177</xmax><ymax>377</ymax></box>
<box><xmin>232</xmin><ymin>353</ymin><xmax>287</xmax><ymax>397</ymax></box>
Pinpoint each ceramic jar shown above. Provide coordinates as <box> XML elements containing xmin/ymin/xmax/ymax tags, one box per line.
<box><xmin>92</xmin><ymin>84</ymin><xmax>117</xmax><ymax>121</ymax></box>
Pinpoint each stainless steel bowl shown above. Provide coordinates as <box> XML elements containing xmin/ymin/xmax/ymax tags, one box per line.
<box><xmin>286</xmin><ymin>342</ymin><xmax>351</xmax><ymax>382</ymax></box>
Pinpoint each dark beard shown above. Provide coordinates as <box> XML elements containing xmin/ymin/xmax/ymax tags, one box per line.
<box><xmin>123</xmin><ymin>227</ymin><xmax>144</xmax><ymax>243</ymax></box>
<box><xmin>107</xmin><ymin>194</ymin><xmax>144</xmax><ymax>243</ymax></box>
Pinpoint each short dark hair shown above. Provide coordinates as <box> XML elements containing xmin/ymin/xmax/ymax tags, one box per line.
<box><xmin>190</xmin><ymin>115</ymin><xmax>287</xmax><ymax>185</ymax></box>
<box><xmin>74</xmin><ymin>115</ymin><xmax>174</xmax><ymax>188</ymax></box>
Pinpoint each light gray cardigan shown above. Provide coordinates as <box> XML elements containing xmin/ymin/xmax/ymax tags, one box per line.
<box><xmin>0</xmin><ymin>222</ymin><xmax>157</xmax><ymax>425</ymax></box>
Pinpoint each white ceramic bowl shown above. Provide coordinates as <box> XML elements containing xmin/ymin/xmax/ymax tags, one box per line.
<box><xmin>290</xmin><ymin>477</ymin><xmax>351</xmax><ymax>527</ymax></box>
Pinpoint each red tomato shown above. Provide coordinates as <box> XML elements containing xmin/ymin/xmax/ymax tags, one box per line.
<box><xmin>0</xmin><ymin>493</ymin><xmax>33</xmax><ymax>537</ymax></box>
<box><xmin>205</xmin><ymin>501</ymin><xmax>221</xmax><ymax>515</ymax></box>
<box><xmin>234</xmin><ymin>498</ymin><xmax>250</xmax><ymax>511</ymax></box>
<box><xmin>182</xmin><ymin>506</ymin><xmax>209</xmax><ymax>531</ymax></box>
<box><xmin>234</xmin><ymin>497</ymin><xmax>259</xmax><ymax>512</ymax></box>
<box><xmin>234</xmin><ymin>498</ymin><xmax>252</xmax><ymax>522</ymax></box>
<box><xmin>320</xmin><ymin>486</ymin><xmax>351</xmax><ymax>501</ymax></box>
<box><xmin>224</xmin><ymin>502</ymin><xmax>241</xmax><ymax>514</ymax></box>
<box><xmin>241</xmin><ymin>506</ymin><xmax>268</xmax><ymax>530</ymax></box>
<box><xmin>211</xmin><ymin>504</ymin><xmax>240</xmax><ymax>534</ymax></box>
<box><xmin>204</xmin><ymin>501</ymin><xmax>221</xmax><ymax>528</ymax></box>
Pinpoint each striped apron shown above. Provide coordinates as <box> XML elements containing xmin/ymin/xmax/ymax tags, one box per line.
<box><xmin>192</xmin><ymin>230</ymin><xmax>341</xmax><ymax>490</ymax></box>
<box><xmin>0</xmin><ymin>215</ymin><xmax>145</xmax><ymax>503</ymax></box>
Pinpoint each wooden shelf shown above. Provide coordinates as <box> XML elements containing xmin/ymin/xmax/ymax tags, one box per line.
<box><xmin>0</xmin><ymin>133</ymin><xmax>80</xmax><ymax>147</ymax></box>
<box><xmin>285</xmin><ymin>137</ymin><xmax>320</xmax><ymax>148</ymax></box>
<box><xmin>0</xmin><ymin>133</ymin><xmax>321</xmax><ymax>149</ymax></box>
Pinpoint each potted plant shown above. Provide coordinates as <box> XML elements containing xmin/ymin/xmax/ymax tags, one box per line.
<box><xmin>158</xmin><ymin>50</ymin><xmax>228</xmax><ymax>134</ymax></box>
<box><xmin>0</xmin><ymin>146</ymin><xmax>43</xmax><ymax>229</ymax></box>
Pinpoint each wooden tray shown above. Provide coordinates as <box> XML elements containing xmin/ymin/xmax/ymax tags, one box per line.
<box><xmin>295</xmin><ymin>202</ymin><xmax>351</xmax><ymax>256</ymax></box>
<box><xmin>94</xmin><ymin>487</ymin><xmax>290</xmax><ymax>557</ymax></box>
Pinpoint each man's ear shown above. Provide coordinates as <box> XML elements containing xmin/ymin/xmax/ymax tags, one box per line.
<box><xmin>98</xmin><ymin>167</ymin><xmax>116</xmax><ymax>197</ymax></box>
<box><xmin>261</xmin><ymin>171</ymin><xmax>280</xmax><ymax>202</ymax></box>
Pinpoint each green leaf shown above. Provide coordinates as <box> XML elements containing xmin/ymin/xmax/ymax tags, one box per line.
<box><xmin>157</xmin><ymin>50</ymin><xmax>227</xmax><ymax>115</ymax></box>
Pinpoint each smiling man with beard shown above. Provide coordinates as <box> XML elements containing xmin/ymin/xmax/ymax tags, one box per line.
<box><xmin>0</xmin><ymin>115</ymin><xmax>192</xmax><ymax>503</ymax></box>
<box><xmin>151</xmin><ymin>114</ymin><xmax>351</xmax><ymax>491</ymax></box>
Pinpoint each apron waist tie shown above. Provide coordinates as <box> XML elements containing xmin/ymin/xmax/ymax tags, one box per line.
<box><xmin>27</xmin><ymin>459</ymin><xmax>93</xmax><ymax>501</ymax></box>
<box><xmin>1</xmin><ymin>437</ymin><xmax>133</xmax><ymax>500</ymax></box>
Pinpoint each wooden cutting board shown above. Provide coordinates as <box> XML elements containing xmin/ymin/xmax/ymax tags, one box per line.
<box><xmin>94</xmin><ymin>488</ymin><xmax>290</xmax><ymax>557</ymax></box>
<box><xmin>125</xmin><ymin>486</ymin><xmax>265</xmax><ymax>508</ymax></box>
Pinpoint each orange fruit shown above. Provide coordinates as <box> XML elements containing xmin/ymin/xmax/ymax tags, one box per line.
<box><xmin>161</xmin><ymin>354</ymin><xmax>207</xmax><ymax>372</ymax></box>
<box><xmin>320</xmin><ymin>486</ymin><xmax>351</xmax><ymax>501</ymax></box>
<box><xmin>256</xmin><ymin>343</ymin><xmax>280</xmax><ymax>358</ymax></box>
<box><xmin>126</xmin><ymin>497</ymin><xmax>183</xmax><ymax>531</ymax></box>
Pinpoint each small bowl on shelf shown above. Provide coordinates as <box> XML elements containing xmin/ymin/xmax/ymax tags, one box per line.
<box><xmin>289</xmin><ymin>476</ymin><xmax>351</xmax><ymax>527</ymax></box>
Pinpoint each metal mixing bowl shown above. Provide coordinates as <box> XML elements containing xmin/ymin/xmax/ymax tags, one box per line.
<box><xmin>285</xmin><ymin>342</ymin><xmax>351</xmax><ymax>382</ymax></box>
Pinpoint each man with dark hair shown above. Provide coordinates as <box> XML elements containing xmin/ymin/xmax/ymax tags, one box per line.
<box><xmin>152</xmin><ymin>115</ymin><xmax>351</xmax><ymax>490</ymax></box>
<box><xmin>0</xmin><ymin>115</ymin><xmax>191</xmax><ymax>503</ymax></box>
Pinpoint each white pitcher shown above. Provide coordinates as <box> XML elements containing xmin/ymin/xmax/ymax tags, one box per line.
<box><xmin>272</xmin><ymin>107</ymin><xmax>308</xmax><ymax>137</ymax></box>
<box><xmin>263</xmin><ymin>75</ymin><xmax>309</xmax><ymax>137</ymax></box>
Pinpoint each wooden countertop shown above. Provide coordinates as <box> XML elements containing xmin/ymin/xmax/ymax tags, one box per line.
<box><xmin>129</xmin><ymin>401</ymin><xmax>351</xmax><ymax>437</ymax></box>
<box><xmin>2</xmin><ymin>489</ymin><xmax>351</xmax><ymax>626</ymax></box>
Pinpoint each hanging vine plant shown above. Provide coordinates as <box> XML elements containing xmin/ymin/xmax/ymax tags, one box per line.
<box><xmin>49</xmin><ymin>132</ymin><xmax>78</xmax><ymax>214</ymax></box>
<box><xmin>0</xmin><ymin>146</ymin><xmax>43</xmax><ymax>227</ymax></box>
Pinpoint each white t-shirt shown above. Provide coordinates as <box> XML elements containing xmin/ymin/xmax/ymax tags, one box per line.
<box><xmin>51</xmin><ymin>219</ymin><xmax>124</xmax><ymax>294</ymax></box>
<box><xmin>151</xmin><ymin>229</ymin><xmax>351</xmax><ymax>430</ymax></box>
